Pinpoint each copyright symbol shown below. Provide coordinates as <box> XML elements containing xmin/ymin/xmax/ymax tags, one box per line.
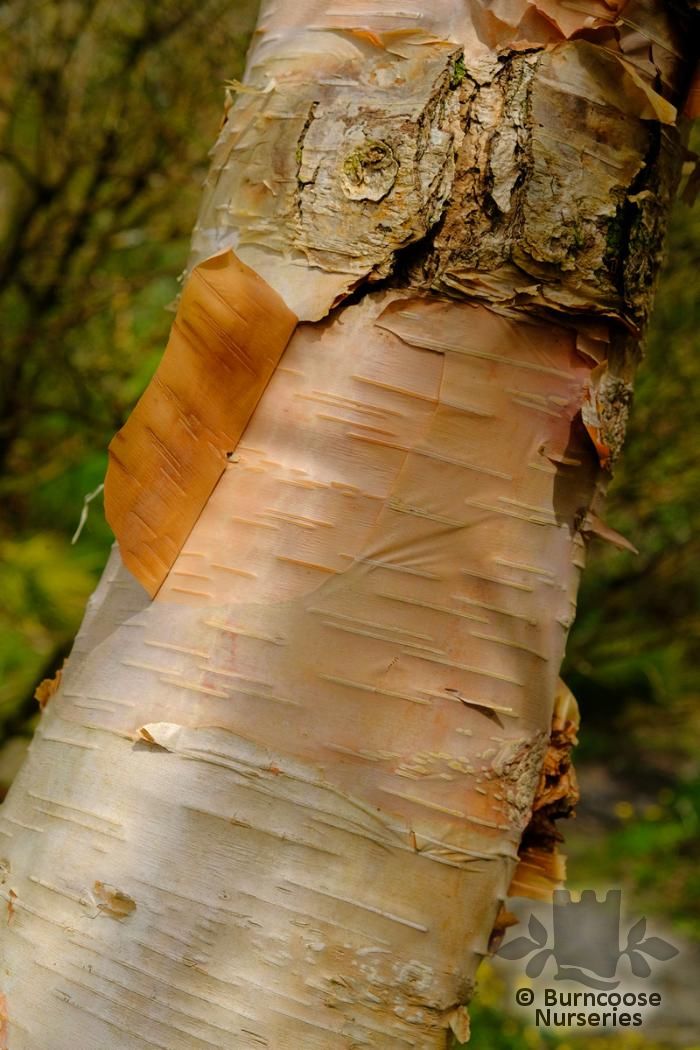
<box><xmin>516</xmin><ymin>988</ymin><xmax>534</xmax><ymax>1006</ymax></box>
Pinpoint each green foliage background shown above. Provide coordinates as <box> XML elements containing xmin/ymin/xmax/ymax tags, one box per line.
<box><xmin>0</xmin><ymin>3</ymin><xmax>697</xmax><ymax>1046</ymax></box>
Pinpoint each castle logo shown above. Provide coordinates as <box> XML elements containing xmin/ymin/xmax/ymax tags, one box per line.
<box><xmin>498</xmin><ymin>890</ymin><xmax>678</xmax><ymax>989</ymax></box>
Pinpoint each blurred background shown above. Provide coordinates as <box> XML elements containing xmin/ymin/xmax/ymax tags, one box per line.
<box><xmin>0</xmin><ymin>2</ymin><xmax>697</xmax><ymax>1047</ymax></box>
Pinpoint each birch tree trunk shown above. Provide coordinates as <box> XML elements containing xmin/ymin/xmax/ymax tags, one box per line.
<box><xmin>0</xmin><ymin>2</ymin><xmax>695</xmax><ymax>1047</ymax></box>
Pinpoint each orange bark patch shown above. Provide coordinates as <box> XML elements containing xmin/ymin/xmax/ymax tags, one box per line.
<box><xmin>105</xmin><ymin>250</ymin><xmax>297</xmax><ymax>597</ymax></box>
<box><xmin>0</xmin><ymin>992</ymin><xmax>8</xmax><ymax>1050</ymax></box>
<box><xmin>34</xmin><ymin>665</ymin><xmax>63</xmax><ymax>709</ymax></box>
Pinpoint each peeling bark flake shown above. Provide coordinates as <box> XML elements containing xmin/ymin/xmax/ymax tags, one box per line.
<box><xmin>34</xmin><ymin>665</ymin><xmax>64</xmax><ymax>709</ymax></box>
<box><xmin>448</xmin><ymin>1004</ymin><xmax>471</xmax><ymax>1043</ymax></box>
<box><xmin>509</xmin><ymin>679</ymin><xmax>580</xmax><ymax>900</ymax></box>
<box><xmin>582</xmin><ymin>362</ymin><xmax>633</xmax><ymax>469</ymax></box>
<box><xmin>93</xmin><ymin>881</ymin><xmax>136</xmax><ymax>920</ymax></box>
<box><xmin>487</xmin><ymin>903</ymin><xmax>519</xmax><ymax>954</ymax></box>
<box><xmin>104</xmin><ymin>251</ymin><xmax>297</xmax><ymax>596</ymax></box>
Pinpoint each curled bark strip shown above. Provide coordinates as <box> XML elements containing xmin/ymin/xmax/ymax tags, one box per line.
<box><xmin>104</xmin><ymin>251</ymin><xmax>297</xmax><ymax>596</ymax></box>
<box><xmin>582</xmin><ymin>362</ymin><xmax>633</xmax><ymax>470</ymax></box>
<box><xmin>508</xmin><ymin>678</ymin><xmax>580</xmax><ymax>901</ymax></box>
<box><xmin>34</xmin><ymin>665</ymin><xmax>64</xmax><ymax>710</ymax></box>
<box><xmin>447</xmin><ymin>1003</ymin><xmax>471</xmax><ymax>1043</ymax></box>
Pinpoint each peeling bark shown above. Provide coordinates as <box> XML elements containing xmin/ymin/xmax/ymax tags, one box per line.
<box><xmin>0</xmin><ymin>2</ymin><xmax>695</xmax><ymax>1048</ymax></box>
<box><xmin>105</xmin><ymin>252</ymin><xmax>296</xmax><ymax>595</ymax></box>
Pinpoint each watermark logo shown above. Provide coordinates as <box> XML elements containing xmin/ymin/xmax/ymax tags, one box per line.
<box><xmin>498</xmin><ymin>890</ymin><xmax>678</xmax><ymax>989</ymax></box>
